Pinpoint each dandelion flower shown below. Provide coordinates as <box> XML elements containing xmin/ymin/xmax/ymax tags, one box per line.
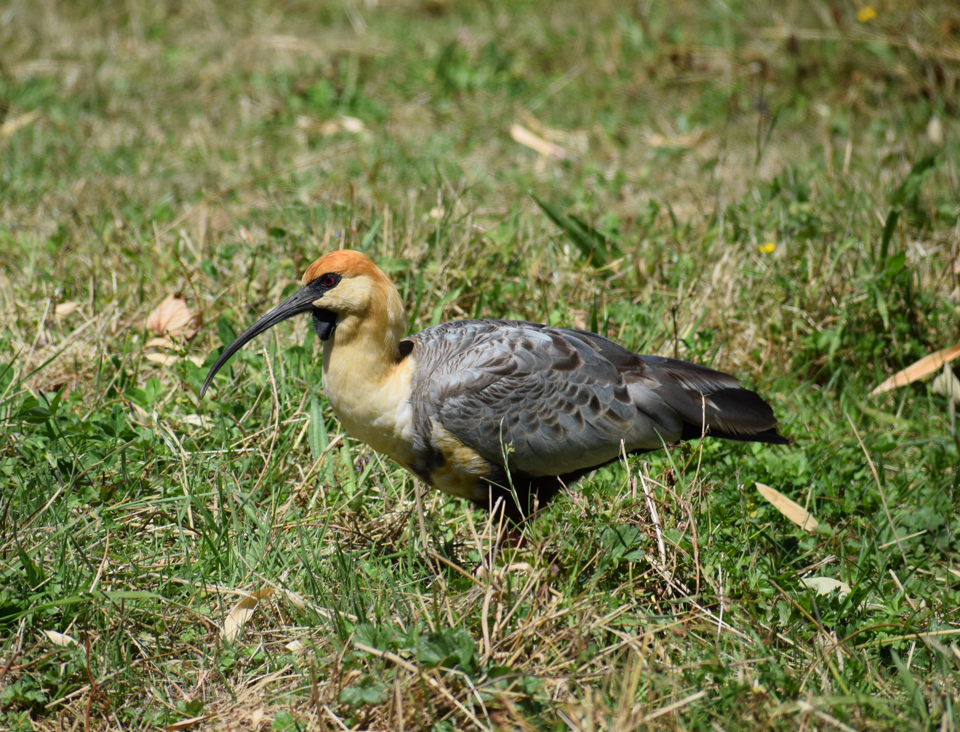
<box><xmin>759</xmin><ymin>242</ymin><xmax>776</xmax><ymax>254</ymax></box>
<box><xmin>857</xmin><ymin>6</ymin><xmax>877</xmax><ymax>22</ymax></box>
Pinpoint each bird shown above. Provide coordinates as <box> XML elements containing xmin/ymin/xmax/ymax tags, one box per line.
<box><xmin>200</xmin><ymin>250</ymin><xmax>789</xmax><ymax>524</ymax></box>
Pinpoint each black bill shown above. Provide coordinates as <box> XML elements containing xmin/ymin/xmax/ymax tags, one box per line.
<box><xmin>200</xmin><ymin>286</ymin><xmax>336</xmax><ymax>398</ymax></box>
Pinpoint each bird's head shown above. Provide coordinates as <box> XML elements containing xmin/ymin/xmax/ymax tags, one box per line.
<box><xmin>200</xmin><ymin>250</ymin><xmax>406</xmax><ymax>398</ymax></box>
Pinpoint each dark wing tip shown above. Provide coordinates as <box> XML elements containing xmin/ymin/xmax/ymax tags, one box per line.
<box><xmin>681</xmin><ymin>421</ymin><xmax>793</xmax><ymax>445</ymax></box>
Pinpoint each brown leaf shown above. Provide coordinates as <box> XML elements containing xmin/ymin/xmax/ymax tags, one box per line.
<box><xmin>870</xmin><ymin>342</ymin><xmax>960</xmax><ymax>396</ymax></box>
<box><xmin>0</xmin><ymin>110</ymin><xmax>41</xmax><ymax>140</ymax></box>
<box><xmin>163</xmin><ymin>715</ymin><xmax>211</xmax><ymax>731</ymax></box>
<box><xmin>284</xmin><ymin>640</ymin><xmax>307</xmax><ymax>656</ymax></box>
<box><xmin>643</xmin><ymin>127</ymin><xmax>713</xmax><ymax>149</ymax></box>
<box><xmin>756</xmin><ymin>482</ymin><xmax>819</xmax><ymax>532</ymax></box>
<box><xmin>146</xmin><ymin>294</ymin><xmax>199</xmax><ymax>338</ymax></box>
<box><xmin>510</xmin><ymin>124</ymin><xmax>567</xmax><ymax>160</ymax></box>
<box><xmin>221</xmin><ymin>589</ymin><xmax>275</xmax><ymax>642</ymax></box>
<box><xmin>54</xmin><ymin>301</ymin><xmax>79</xmax><ymax>318</ymax></box>
<box><xmin>285</xmin><ymin>590</ymin><xmax>306</xmax><ymax>610</ymax></box>
<box><xmin>296</xmin><ymin>114</ymin><xmax>369</xmax><ymax>138</ymax></box>
<box><xmin>145</xmin><ymin>336</ymin><xmax>176</xmax><ymax>349</ymax></box>
<box><xmin>144</xmin><ymin>352</ymin><xmax>178</xmax><ymax>366</ymax></box>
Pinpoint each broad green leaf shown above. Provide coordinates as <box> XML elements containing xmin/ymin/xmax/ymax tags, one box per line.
<box><xmin>217</xmin><ymin>315</ymin><xmax>238</xmax><ymax>348</ymax></box>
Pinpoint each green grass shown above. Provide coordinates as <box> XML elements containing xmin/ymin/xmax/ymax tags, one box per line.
<box><xmin>2</xmin><ymin>0</ymin><xmax>960</xmax><ymax>729</ymax></box>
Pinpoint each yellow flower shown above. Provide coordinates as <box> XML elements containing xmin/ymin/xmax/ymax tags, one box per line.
<box><xmin>759</xmin><ymin>242</ymin><xmax>776</xmax><ymax>254</ymax></box>
<box><xmin>857</xmin><ymin>6</ymin><xmax>878</xmax><ymax>22</ymax></box>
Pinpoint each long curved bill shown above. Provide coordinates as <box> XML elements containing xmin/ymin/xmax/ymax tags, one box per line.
<box><xmin>199</xmin><ymin>286</ymin><xmax>320</xmax><ymax>398</ymax></box>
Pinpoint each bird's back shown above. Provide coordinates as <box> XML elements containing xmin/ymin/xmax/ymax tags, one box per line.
<box><xmin>403</xmin><ymin>320</ymin><xmax>785</xmax><ymax>487</ymax></box>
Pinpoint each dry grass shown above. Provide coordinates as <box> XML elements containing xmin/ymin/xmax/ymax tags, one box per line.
<box><xmin>2</xmin><ymin>0</ymin><xmax>960</xmax><ymax>730</ymax></box>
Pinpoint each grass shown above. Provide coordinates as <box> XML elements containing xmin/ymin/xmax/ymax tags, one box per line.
<box><xmin>1</xmin><ymin>0</ymin><xmax>959</xmax><ymax>729</ymax></box>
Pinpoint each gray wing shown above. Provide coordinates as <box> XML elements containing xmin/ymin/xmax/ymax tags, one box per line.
<box><xmin>559</xmin><ymin>327</ymin><xmax>782</xmax><ymax>441</ymax></box>
<box><xmin>407</xmin><ymin>321</ymin><xmax>703</xmax><ymax>476</ymax></box>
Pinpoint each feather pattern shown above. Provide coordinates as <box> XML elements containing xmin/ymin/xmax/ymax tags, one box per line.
<box><xmin>406</xmin><ymin>320</ymin><xmax>786</xmax><ymax>483</ymax></box>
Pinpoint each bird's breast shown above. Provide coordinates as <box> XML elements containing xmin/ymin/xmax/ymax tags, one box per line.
<box><xmin>321</xmin><ymin>346</ymin><xmax>418</xmax><ymax>469</ymax></box>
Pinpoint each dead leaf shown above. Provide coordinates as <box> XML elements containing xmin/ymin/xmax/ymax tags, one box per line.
<box><xmin>145</xmin><ymin>352</ymin><xmax>178</xmax><ymax>366</ymax></box>
<box><xmin>756</xmin><ymin>483</ymin><xmax>819</xmax><ymax>531</ymax></box>
<box><xmin>285</xmin><ymin>640</ymin><xmax>307</xmax><ymax>655</ymax></box>
<box><xmin>222</xmin><ymin>589</ymin><xmax>275</xmax><ymax>642</ymax></box>
<box><xmin>145</xmin><ymin>337</ymin><xmax>176</xmax><ymax>349</ymax></box>
<box><xmin>42</xmin><ymin>630</ymin><xmax>78</xmax><ymax>646</ymax></box>
<box><xmin>801</xmin><ymin>577</ymin><xmax>851</xmax><ymax>598</ymax></box>
<box><xmin>163</xmin><ymin>715</ymin><xmax>211</xmax><ymax>731</ymax></box>
<box><xmin>803</xmin><ymin>577</ymin><xmax>883</xmax><ymax>612</ymax></box>
<box><xmin>510</xmin><ymin>124</ymin><xmax>567</xmax><ymax>160</ymax></box>
<box><xmin>643</xmin><ymin>127</ymin><xmax>712</xmax><ymax>149</ymax></box>
<box><xmin>0</xmin><ymin>110</ymin><xmax>41</xmax><ymax>140</ymax></box>
<box><xmin>870</xmin><ymin>342</ymin><xmax>960</xmax><ymax>396</ymax></box>
<box><xmin>296</xmin><ymin>114</ymin><xmax>369</xmax><ymax>138</ymax></box>
<box><xmin>927</xmin><ymin>115</ymin><xmax>944</xmax><ymax>146</ymax></box>
<box><xmin>285</xmin><ymin>590</ymin><xmax>306</xmax><ymax>610</ymax></box>
<box><xmin>54</xmin><ymin>302</ymin><xmax>79</xmax><ymax>319</ymax></box>
<box><xmin>146</xmin><ymin>293</ymin><xmax>199</xmax><ymax>338</ymax></box>
<box><xmin>338</xmin><ymin>116</ymin><xmax>366</xmax><ymax>134</ymax></box>
<box><xmin>932</xmin><ymin>363</ymin><xmax>960</xmax><ymax>404</ymax></box>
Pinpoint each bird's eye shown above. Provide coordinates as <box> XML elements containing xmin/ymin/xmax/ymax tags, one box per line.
<box><xmin>320</xmin><ymin>274</ymin><xmax>339</xmax><ymax>288</ymax></box>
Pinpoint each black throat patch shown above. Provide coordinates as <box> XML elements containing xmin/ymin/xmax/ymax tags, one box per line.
<box><xmin>312</xmin><ymin>309</ymin><xmax>337</xmax><ymax>341</ymax></box>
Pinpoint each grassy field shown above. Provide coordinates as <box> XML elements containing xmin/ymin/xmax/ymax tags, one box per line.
<box><xmin>2</xmin><ymin>0</ymin><xmax>960</xmax><ymax>729</ymax></box>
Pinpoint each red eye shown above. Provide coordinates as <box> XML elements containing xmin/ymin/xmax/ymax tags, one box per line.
<box><xmin>320</xmin><ymin>274</ymin><xmax>338</xmax><ymax>288</ymax></box>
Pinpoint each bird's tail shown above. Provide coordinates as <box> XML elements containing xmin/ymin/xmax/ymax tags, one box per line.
<box><xmin>638</xmin><ymin>355</ymin><xmax>792</xmax><ymax>445</ymax></box>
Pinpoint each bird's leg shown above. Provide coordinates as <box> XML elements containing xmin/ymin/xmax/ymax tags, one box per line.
<box><xmin>495</xmin><ymin>524</ymin><xmax>528</xmax><ymax>552</ymax></box>
<box><xmin>487</xmin><ymin>493</ymin><xmax>532</xmax><ymax>553</ymax></box>
<box><xmin>472</xmin><ymin>527</ymin><xmax>529</xmax><ymax>579</ymax></box>
<box><xmin>468</xmin><ymin>497</ymin><xmax>528</xmax><ymax>577</ymax></box>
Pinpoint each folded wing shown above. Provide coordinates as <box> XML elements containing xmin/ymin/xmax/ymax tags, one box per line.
<box><xmin>408</xmin><ymin>321</ymin><xmax>786</xmax><ymax>478</ymax></box>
